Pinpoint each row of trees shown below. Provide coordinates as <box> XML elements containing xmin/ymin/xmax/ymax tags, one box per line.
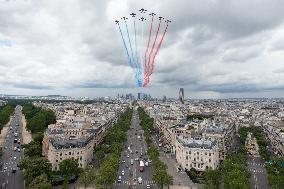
<box><xmin>79</xmin><ymin>108</ymin><xmax>133</xmax><ymax>189</ymax></box>
<box><xmin>138</xmin><ymin>107</ymin><xmax>173</xmax><ymax>189</ymax></box>
<box><xmin>0</xmin><ymin>104</ymin><xmax>14</xmax><ymax>134</ymax></box>
<box><xmin>22</xmin><ymin>103</ymin><xmax>56</xmax><ymax>143</ymax></box>
<box><xmin>250</xmin><ymin>126</ymin><xmax>270</xmax><ymax>160</ymax></box>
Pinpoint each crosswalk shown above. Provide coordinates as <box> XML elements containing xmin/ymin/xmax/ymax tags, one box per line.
<box><xmin>1</xmin><ymin>161</ymin><xmax>19</xmax><ymax>173</ymax></box>
<box><xmin>247</xmin><ymin>163</ymin><xmax>264</xmax><ymax>167</ymax></box>
<box><xmin>248</xmin><ymin>168</ymin><xmax>264</xmax><ymax>173</ymax></box>
<box><xmin>114</xmin><ymin>180</ymin><xmax>155</xmax><ymax>186</ymax></box>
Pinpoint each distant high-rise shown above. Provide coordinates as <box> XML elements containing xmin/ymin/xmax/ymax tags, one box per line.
<box><xmin>179</xmin><ymin>88</ymin><xmax>184</xmax><ymax>104</ymax></box>
<box><xmin>163</xmin><ymin>95</ymin><xmax>167</xmax><ymax>102</ymax></box>
<box><xmin>137</xmin><ymin>93</ymin><xmax>142</xmax><ymax>100</ymax></box>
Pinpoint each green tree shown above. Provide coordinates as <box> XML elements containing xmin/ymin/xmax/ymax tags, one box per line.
<box><xmin>19</xmin><ymin>157</ymin><xmax>52</xmax><ymax>187</ymax></box>
<box><xmin>28</xmin><ymin>174</ymin><xmax>52</xmax><ymax>189</ymax></box>
<box><xmin>22</xmin><ymin>141</ymin><xmax>42</xmax><ymax>157</ymax></box>
<box><xmin>153</xmin><ymin>169</ymin><xmax>173</xmax><ymax>189</ymax></box>
<box><xmin>203</xmin><ymin>169</ymin><xmax>220</xmax><ymax>189</ymax></box>
<box><xmin>95</xmin><ymin>149</ymin><xmax>105</xmax><ymax>163</ymax></box>
<box><xmin>79</xmin><ymin>166</ymin><xmax>96</xmax><ymax>189</ymax></box>
<box><xmin>32</xmin><ymin>132</ymin><xmax>44</xmax><ymax>143</ymax></box>
<box><xmin>59</xmin><ymin>158</ymin><xmax>81</xmax><ymax>178</ymax></box>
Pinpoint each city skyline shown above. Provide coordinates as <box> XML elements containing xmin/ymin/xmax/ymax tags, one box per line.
<box><xmin>1</xmin><ymin>0</ymin><xmax>284</xmax><ymax>98</ymax></box>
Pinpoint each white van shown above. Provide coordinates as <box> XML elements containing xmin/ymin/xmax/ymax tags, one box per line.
<box><xmin>130</xmin><ymin>159</ymin><xmax>134</xmax><ymax>165</ymax></box>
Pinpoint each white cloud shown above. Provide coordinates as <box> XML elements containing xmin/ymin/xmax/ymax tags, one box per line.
<box><xmin>0</xmin><ymin>0</ymin><xmax>284</xmax><ymax>98</ymax></box>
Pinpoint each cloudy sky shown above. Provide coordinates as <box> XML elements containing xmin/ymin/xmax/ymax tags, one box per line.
<box><xmin>1</xmin><ymin>0</ymin><xmax>284</xmax><ymax>98</ymax></box>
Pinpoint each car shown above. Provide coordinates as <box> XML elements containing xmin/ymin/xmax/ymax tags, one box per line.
<box><xmin>148</xmin><ymin>159</ymin><xmax>152</xmax><ymax>164</ymax></box>
<box><xmin>122</xmin><ymin>160</ymin><xmax>126</xmax><ymax>163</ymax></box>
<box><xmin>122</xmin><ymin>170</ymin><xmax>125</xmax><ymax>176</ymax></box>
<box><xmin>138</xmin><ymin>177</ymin><xmax>142</xmax><ymax>184</ymax></box>
<box><xmin>127</xmin><ymin>154</ymin><xmax>130</xmax><ymax>158</ymax></box>
<box><xmin>3</xmin><ymin>167</ymin><xmax>7</xmax><ymax>171</ymax></box>
<box><xmin>135</xmin><ymin>158</ymin><xmax>139</xmax><ymax>161</ymax></box>
<box><xmin>13</xmin><ymin>157</ymin><xmax>17</xmax><ymax>160</ymax></box>
<box><xmin>117</xmin><ymin>176</ymin><xmax>122</xmax><ymax>183</ymax></box>
<box><xmin>136</xmin><ymin>150</ymin><xmax>138</xmax><ymax>154</ymax></box>
<box><xmin>125</xmin><ymin>164</ymin><xmax>129</xmax><ymax>168</ymax></box>
<box><xmin>12</xmin><ymin>168</ymin><xmax>17</xmax><ymax>173</ymax></box>
<box><xmin>130</xmin><ymin>159</ymin><xmax>134</xmax><ymax>165</ymax></box>
<box><xmin>4</xmin><ymin>146</ymin><xmax>7</xmax><ymax>149</ymax></box>
<box><xmin>14</xmin><ymin>147</ymin><xmax>17</xmax><ymax>151</ymax></box>
<box><xmin>146</xmin><ymin>184</ymin><xmax>151</xmax><ymax>189</ymax></box>
<box><xmin>17</xmin><ymin>148</ymin><xmax>21</xmax><ymax>152</ymax></box>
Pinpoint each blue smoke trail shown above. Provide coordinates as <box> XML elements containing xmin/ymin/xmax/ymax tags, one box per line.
<box><xmin>117</xmin><ymin>25</ymin><xmax>134</xmax><ymax>69</ymax></box>
<box><xmin>124</xmin><ymin>21</ymin><xmax>140</xmax><ymax>86</ymax></box>
<box><xmin>133</xmin><ymin>19</ymin><xmax>142</xmax><ymax>87</ymax></box>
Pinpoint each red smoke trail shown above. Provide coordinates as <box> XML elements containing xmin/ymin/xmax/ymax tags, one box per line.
<box><xmin>144</xmin><ymin>16</ymin><xmax>154</xmax><ymax>84</ymax></box>
<box><xmin>144</xmin><ymin>24</ymin><xmax>169</xmax><ymax>87</ymax></box>
<box><xmin>144</xmin><ymin>20</ymin><xmax>161</xmax><ymax>86</ymax></box>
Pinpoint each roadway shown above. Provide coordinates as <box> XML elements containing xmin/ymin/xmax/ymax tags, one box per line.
<box><xmin>0</xmin><ymin>105</ymin><xmax>24</xmax><ymax>189</ymax></box>
<box><xmin>114</xmin><ymin>108</ymin><xmax>155</xmax><ymax>189</ymax></box>
<box><xmin>247</xmin><ymin>155</ymin><xmax>270</xmax><ymax>189</ymax></box>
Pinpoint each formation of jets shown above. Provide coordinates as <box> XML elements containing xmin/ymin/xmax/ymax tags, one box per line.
<box><xmin>115</xmin><ymin>8</ymin><xmax>171</xmax><ymax>25</ymax></box>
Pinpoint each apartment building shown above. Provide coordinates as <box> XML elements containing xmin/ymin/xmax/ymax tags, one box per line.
<box><xmin>43</xmin><ymin>118</ymin><xmax>107</xmax><ymax>170</ymax></box>
<box><xmin>175</xmin><ymin>136</ymin><xmax>219</xmax><ymax>171</ymax></box>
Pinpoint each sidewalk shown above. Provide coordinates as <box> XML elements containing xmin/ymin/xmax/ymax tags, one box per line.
<box><xmin>160</xmin><ymin>152</ymin><xmax>200</xmax><ymax>189</ymax></box>
<box><xmin>21</xmin><ymin>114</ymin><xmax>32</xmax><ymax>144</ymax></box>
<box><xmin>0</xmin><ymin>116</ymin><xmax>12</xmax><ymax>146</ymax></box>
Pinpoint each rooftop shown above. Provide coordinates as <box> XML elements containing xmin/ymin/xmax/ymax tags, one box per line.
<box><xmin>177</xmin><ymin>136</ymin><xmax>217</xmax><ymax>149</ymax></box>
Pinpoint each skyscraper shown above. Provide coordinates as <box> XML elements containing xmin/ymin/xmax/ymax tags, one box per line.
<box><xmin>179</xmin><ymin>88</ymin><xmax>184</xmax><ymax>104</ymax></box>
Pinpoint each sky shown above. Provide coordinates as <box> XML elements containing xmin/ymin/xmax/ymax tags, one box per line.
<box><xmin>1</xmin><ymin>0</ymin><xmax>284</xmax><ymax>99</ymax></box>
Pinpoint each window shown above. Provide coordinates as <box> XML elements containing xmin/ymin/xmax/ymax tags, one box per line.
<box><xmin>205</xmin><ymin>152</ymin><xmax>207</xmax><ymax>155</ymax></box>
<box><xmin>60</xmin><ymin>153</ymin><xmax>62</xmax><ymax>156</ymax></box>
<box><xmin>189</xmin><ymin>151</ymin><xmax>191</xmax><ymax>154</ymax></box>
<box><xmin>186</xmin><ymin>156</ymin><xmax>188</xmax><ymax>160</ymax></box>
<box><xmin>197</xmin><ymin>152</ymin><xmax>199</xmax><ymax>155</ymax></box>
<box><xmin>209</xmin><ymin>159</ymin><xmax>211</xmax><ymax>163</ymax></box>
<box><xmin>209</xmin><ymin>153</ymin><xmax>211</xmax><ymax>156</ymax></box>
<box><xmin>69</xmin><ymin>152</ymin><xmax>71</xmax><ymax>155</ymax></box>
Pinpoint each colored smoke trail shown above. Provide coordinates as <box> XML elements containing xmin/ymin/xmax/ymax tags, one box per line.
<box><xmin>124</xmin><ymin>20</ymin><xmax>140</xmax><ymax>86</ymax></box>
<box><xmin>144</xmin><ymin>24</ymin><xmax>169</xmax><ymax>86</ymax></box>
<box><xmin>133</xmin><ymin>18</ymin><xmax>142</xmax><ymax>87</ymax></box>
<box><xmin>144</xmin><ymin>16</ymin><xmax>154</xmax><ymax>83</ymax></box>
<box><xmin>145</xmin><ymin>20</ymin><xmax>161</xmax><ymax>81</ymax></box>
<box><xmin>141</xmin><ymin>20</ymin><xmax>144</xmax><ymax>78</ymax></box>
<box><xmin>117</xmin><ymin>24</ymin><xmax>133</xmax><ymax>69</ymax></box>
